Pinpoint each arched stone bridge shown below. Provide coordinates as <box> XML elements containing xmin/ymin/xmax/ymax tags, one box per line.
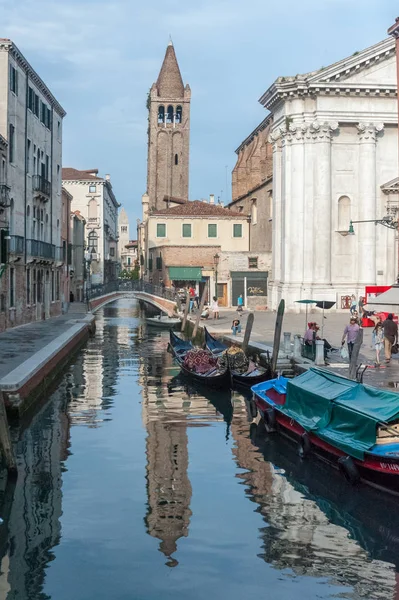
<box><xmin>88</xmin><ymin>282</ymin><xmax>179</xmax><ymax>315</ymax></box>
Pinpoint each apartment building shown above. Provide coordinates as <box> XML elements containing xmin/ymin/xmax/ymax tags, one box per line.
<box><xmin>62</xmin><ymin>168</ymin><xmax>119</xmax><ymax>285</ymax></box>
<box><xmin>0</xmin><ymin>39</ymin><xmax>66</xmax><ymax>329</ymax></box>
<box><xmin>118</xmin><ymin>207</ymin><xmax>138</xmax><ymax>273</ymax></box>
<box><xmin>69</xmin><ymin>210</ymin><xmax>86</xmax><ymax>302</ymax></box>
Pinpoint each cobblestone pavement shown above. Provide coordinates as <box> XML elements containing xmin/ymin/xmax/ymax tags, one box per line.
<box><xmin>0</xmin><ymin>303</ymin><xmax>88</xmax><ymax>380</ymax></box>
<box><xmin>187</xmin><ymin>308</ymin><xmax>399</xmax><ymax>389</ymax></box>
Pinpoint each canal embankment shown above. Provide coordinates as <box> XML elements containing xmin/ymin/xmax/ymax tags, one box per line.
<box><xmin>0</xmin><ymin>303</ymin><xmax>95</xmax><ymax>418</ymax></box>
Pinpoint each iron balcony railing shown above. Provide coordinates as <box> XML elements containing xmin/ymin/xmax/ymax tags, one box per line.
<box><xmin>32</xmin><ymin>174</ymin><xmax>51</xmax><ymax>197</ymax></box>
<box><xmin>9</xmin><ymin>235</ymin><xmax>24</xmax><ymax>254</ymax></box>
<box><xmin>26</xmin><ymin>239</ymin><xmax>55</xmax><ymax>260</ymax></box>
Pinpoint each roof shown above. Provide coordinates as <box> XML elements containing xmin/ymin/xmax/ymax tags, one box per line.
<box><xmin>156</xmin><ymin>43</ymin><xmax>184</xmax><ymax>98</ymax></box>
<box><xmin>0</xmin><ymin>39</ymin><xmax>66</xmax><ymax>117</ymax></box>
<box><xmin>152</xmin><ymin>200</ymin><xmax>243</xmax><ymax>218</ymax></box>
<box><xmin>62</xmin><ymin>168</ymin><xmax>103</xmax><ymax>181</ymax></box>
<box><xmin>125</xmin><ymin>240</ymin><xmax>137</xmax><ymax>248</ymax></box>
<box><xmin>260</xmin><ymin>37</ymin><xmax>396</xmax><ymax>110</ymax></box>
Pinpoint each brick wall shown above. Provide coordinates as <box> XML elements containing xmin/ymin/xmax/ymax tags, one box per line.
<box><xmin>149</xmin><ymin>245</ymin><xmax>220</xmax><ymax>285</ymax></box>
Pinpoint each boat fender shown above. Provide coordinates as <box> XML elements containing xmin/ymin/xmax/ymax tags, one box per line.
<box><xmin>249</xmin><ymin>399</ymin><xmax>258</xmax><ymax>419</ymax></box>
<box><xmin>264</xmin><ymin>408</ymin><xmax>277</xmax><ymax>433</ymax></box>
<box><xmin>298</xmin><ymin>433</ymin><xmax>311</xmax><ymax>458</ymax></box>
<box><xmin>338</xmin><ymin>456</ymin><xmax>360</xmax><ymax>485</ymax></box>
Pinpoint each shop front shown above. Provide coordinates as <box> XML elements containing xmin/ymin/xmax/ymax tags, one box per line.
<box><xmin>230</xmin><ymin>271</ymin><xmax>268</xmax><ymax>309</ymax></box>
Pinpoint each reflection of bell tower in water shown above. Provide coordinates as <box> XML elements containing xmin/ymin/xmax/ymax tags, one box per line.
<box><xmin>142</xmin><ymin>350</ymin><xmax>192</xmax><ymax>566</ymax></box>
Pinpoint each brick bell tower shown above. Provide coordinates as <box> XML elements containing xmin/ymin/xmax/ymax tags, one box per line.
<box><xmin>146</xmin><ymin>42</ymin><xmax>191</xmax><ymax>212</ymax></box>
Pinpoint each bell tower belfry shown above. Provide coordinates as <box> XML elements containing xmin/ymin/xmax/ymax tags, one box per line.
<box><xmin>146</xmin><ymin>42</ymin><xmax>191</xmax><ymax>212</ymax></box>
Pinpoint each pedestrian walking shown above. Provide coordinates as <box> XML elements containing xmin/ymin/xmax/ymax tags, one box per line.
<box><xmin>382</xmin><ymin>313</ymin><xmax>398</xmax><ymax>365</ymax></box>
<box><xmin>341</xmin><ymin>317</ymin><xmax>360</xmax><ymax>361</ymax></box>
<box><xmin>211</xmin><ymin>296</ymin><xmax>219</xmax><ymax>319</ymax></box>
<box><xmin>237</xmin><ymin>294</ymin><xmax>244</xmax><ymax>313</ymax></box>
<box><xmin>372</xmin><ymin>320</ymin><xmax>384</xmax><ymax>367</ymax></box>
<box><xmin>349</xmin><ymin>294</ymin><xmax>357</xmax><ymax>316</ymax></box>
<box><xmin>188</xmin><ymin>286</ymin><xmax>195</xmax><ymax>313</ymax></box>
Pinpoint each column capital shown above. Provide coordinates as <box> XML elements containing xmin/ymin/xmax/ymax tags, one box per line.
<box><xmin>356</xmin><ymin>122</ymin><xmax>384</xmax><ymax>141</ymax></box>
<box><xmin>309</xmin><ymin>121</ymin><xmax>339</xmax><ymax>140</ymax></box>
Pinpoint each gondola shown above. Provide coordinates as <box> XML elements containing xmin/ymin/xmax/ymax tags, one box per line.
<box><xmin>169</xmin><ymin>331</ymin><xmax>230</xmax><ymax>389</ymax></box>
<box><xmin>204</xmin><ymin>327</ymin><xmax>272</xmax><ymax>388</ymax></box>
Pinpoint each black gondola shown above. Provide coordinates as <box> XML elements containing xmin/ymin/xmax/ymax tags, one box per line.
<box><xmin>169</xmin><ymin>331</ymin><xmax>230</xmax><ymax>389</ymax></box>
<box><xmin>204</xmin><ymin>327</ymin><xmax>272</xmax><ymax>388</ymax></box>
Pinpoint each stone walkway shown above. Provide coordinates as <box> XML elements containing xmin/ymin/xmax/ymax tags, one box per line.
<box><xmin>187</xmin><ymin>308</ymin><xmax>399</xmax><ymax>389</ymax></box>
<box><xmin>0</xmin><ymin>303</ymin><xmax>89</xmax><ymax>380</ymax></box>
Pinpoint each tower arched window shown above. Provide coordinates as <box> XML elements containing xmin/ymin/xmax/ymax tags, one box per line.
<box><xmin>338</xmin><ymin>195</ymin><xmax>351</xmax><ymax>231</ymax></box>
<box><xmin>174</xmin><ymin>154</ymin><xmax>178</xmax><ymax>166</ymax></box>
<box><xmin>176</xmin><ymin>105</ymin><xmax>182</xmax><ymax>123</ymax></box>
<box><xmin>158</xmin><ymin>105</ymin><xmax>165</xmax><ymax>124</ymax></box>
<box><xmin>166</xmin><ymin>105</ymin><xmax>173</xmax><ymax>124</ymax></box>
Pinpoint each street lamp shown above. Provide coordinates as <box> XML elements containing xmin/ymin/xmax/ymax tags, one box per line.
<box><xmin>213</xmin><ymin>253</ymin><xmax>220</xmax><ymax>298</ymax></box>
<box><xmin>341</xmin><ymin>215</ymin><xmax>399</xmax><ymax>236</ymax></box>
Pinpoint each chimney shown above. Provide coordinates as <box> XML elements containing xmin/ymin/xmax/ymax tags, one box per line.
<box><xmin>209</xmin><ymin>194</ymin><xmax>215</xmax><ymax>204</ymax></box>
<box><xmin>105</xmin><ymin>174</ymin><xmax>111</xmax><ymax>181</ymax></box>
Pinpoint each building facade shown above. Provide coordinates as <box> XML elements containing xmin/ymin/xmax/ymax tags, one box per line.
<box><xmin>144</xmin><ymin>196</ymin><xmax>269</xmax><ymax>308</ymax></box>
<box><xmin>259</xmin><ymin>37</ymin><xmax>398</xmax><ymax>311</ymax></box>
<box><xmin>230</xmin><ymin>115</ymin><xmax>273</xmax><ymax>256</ymax></box>
<box><xmin>0</xmin><ymin>38</ymin><xmax>66</xmax><ymax>330</ymax></box>
<box><xmin>62</xmin><ymin>168</ymin><xmax>120</xmax><ymax>286</ymax></box>
<box><xmin>146</xmin><ymin>42</ymin><xmax>190</xmax><ymax>212</ymax></box>
<box><xmin>69</xmin><ymin>210</ymin><xmax>85</xmax><ymax>302</ymax></box>
<box><xmin>118</xmin><ymin>207</ymin><xmax>138</xmax><ymax>273</ymax></box>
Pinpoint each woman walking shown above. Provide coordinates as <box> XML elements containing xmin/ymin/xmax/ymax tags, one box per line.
<box><xmin>349</xmin><ymin>294</ymin><xmax>357</xmax><ymax>316</ymax></box>
<box><xmin>211</xmin><ymin>296</ymin><xmax>219</xmax><ymax>319</ymax></box>
<box><xmin>372</xmin><ymin>320</ymin><xmax>384</xmax><ymax>367</ymax></box>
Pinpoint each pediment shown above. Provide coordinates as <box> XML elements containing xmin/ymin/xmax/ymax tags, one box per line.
<box><xmin>308</xmin><ymin>38</ymin><xmax>396</xmax><ymax>87</ymax></box>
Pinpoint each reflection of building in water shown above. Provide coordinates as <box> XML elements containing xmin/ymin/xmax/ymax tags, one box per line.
<box><xmin>0</xmin><ymin>381</ymin><xmax>71</xmax><ymax>599</ymax></box>
<box><xmin>140</xmin><ymin>332</ymin><xmax>246</xmax><ymax>566</ymax></box>
<box><xmin>230</xmin><ymin>421</ymin><xmax>398</xmax><ymax>600</ymax></box>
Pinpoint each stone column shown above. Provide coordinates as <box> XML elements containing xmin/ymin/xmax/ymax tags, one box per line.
<box><xmin>311</xmin><ymin>121</ymin><xmax>338</xmax><ymax>286</ymax></box>
<box><xmin>356</xmin><ymin>123</ymin><xmax>383</xmax><ymax>285</ymax></box>
<box><xmin>269</xmin><ymin>129</ymin><xmax>283</xmax><ymax>310</ymax></box>
<box><xmin>288</xmin><ymin>125</ymin><xmax>306</xmax><ymax>285</ymax></box>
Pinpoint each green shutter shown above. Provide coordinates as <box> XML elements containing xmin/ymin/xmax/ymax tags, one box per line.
<box><xmin>208</xmin><ymin>224</ymin><xmax>217</xmax><ymax>238</ymax></box>
<box><xmin>157</xmin><ymin>223</ymin><xmax>166</xmax><ymax>238</ymax></box>
<box><xmin>182</xmin><ymin>223</ymin><xmax>191</xmax><ymax>237</ymax></box>
<box><xmin>233</xmin><ymin>224</ymin><xmax>242</xmax><ymax>238</ymax></box>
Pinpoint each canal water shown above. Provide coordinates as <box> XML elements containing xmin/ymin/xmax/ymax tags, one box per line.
<box><xmin>1</xmin><ymin>299</ymin><xmax>399</xmax><ymax>599</ymax></box>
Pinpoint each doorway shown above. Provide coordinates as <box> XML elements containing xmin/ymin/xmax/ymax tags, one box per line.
<box><xmin>217</xmin><ymin>283</ymin><xmax>227</xmax><ymax>307</ymax></box>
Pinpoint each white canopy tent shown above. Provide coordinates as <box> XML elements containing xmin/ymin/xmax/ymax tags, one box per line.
<box><xmin>364</xmin><ymin>285</ymin><xmax>399</xmax><ymax>314</ymax></box>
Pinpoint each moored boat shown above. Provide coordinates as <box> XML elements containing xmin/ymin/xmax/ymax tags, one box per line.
<box><xmin>252</xmin><ymin>367</ymin><xmax>399</xmax><ymax>495</ymax></box>
<box><xmin>146</xmin><ymin>315</ymin><xmax>181</xmax><ymax>329</ymax></box>
<box><xmin>169</xmin><ymin>330</ymin><xmax>230</xmax><ymax>389</ymax></box>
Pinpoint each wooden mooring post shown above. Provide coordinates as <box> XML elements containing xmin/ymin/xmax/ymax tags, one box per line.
<box><xmin>0</xmin><ymin>393</ymin><xmax>17</xmax><ymax>477</ymax></box>
<box><xmin>242</xmin><ymin>313</ymin><xmax>254</xmax><ymax>354</ymax></box>
<box><xmin>270</xmin><ymin>299</ymin><xmax>285</xmax><ymax>376</ymax></box>
<box><xmin>192</xmin><ymin>283</ymin><xmax>208</xmax><ymax>339</ymax></box>
<box><xmin>181</xmin><ymin>290</ymin><xmax>190</xmax><ymax>332</ymax></box>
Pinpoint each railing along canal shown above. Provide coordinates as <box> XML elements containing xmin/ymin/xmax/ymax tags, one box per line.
<box><xmin>87</xmin><ymin>280</ymin><xmax>180</xmax><ymax>306</ymax></box>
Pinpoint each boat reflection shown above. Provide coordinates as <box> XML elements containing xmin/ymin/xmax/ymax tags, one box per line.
<box><xmin>232</xmin><ymin>419</ymin><xmax>399</xmax><ymax>599</ymax></box>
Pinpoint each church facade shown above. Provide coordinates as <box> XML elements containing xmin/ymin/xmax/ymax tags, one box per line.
<box><xmin>260</xmin><ymin>37</ymin><xmax>398</xmax><ymax>311</ymax></box>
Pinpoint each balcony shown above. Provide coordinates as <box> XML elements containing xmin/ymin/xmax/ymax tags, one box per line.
<box><xmin>0</xmin><ymin>183</ymin><xmax>10</xmax><ymax>208</ymax></box>
<box><xmin>87</xmin><ymin>217</ymin><xmax>100</xmax><ymax>229</ymax></box>
<box><xmin>9</xmin><ymin>235</ymin><xmax>24</xmax><ymax>255</ymax></box>
<box><xmin>26</xmin><ymin>239</ymin><xmax>55</xmax><ymax>261</ymax></box>
<box><xmin>32</xmin><ymin>175</ymin><xmax>51</xmax><ymax>201</ymax></box>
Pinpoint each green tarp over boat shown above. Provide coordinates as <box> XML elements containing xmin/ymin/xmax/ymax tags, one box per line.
<box><xmin>284</xmin><ymin>368</ymin><xmax>399</xmax><ymax>460</ymax></box>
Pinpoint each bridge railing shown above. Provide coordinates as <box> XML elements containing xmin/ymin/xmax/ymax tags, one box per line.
<box><xmin>87</xmin><ymin>279</ymin><xmax>180</xmax><ymax>305</ymax></box>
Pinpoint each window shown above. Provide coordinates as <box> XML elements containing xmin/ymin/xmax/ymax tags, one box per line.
<box><xmin>251</xmin><ymin>199</ymin><xmax>257</xmax><ymax>225</ymax></box>
<box><xmin>28</xmin><ymin>87</ymin><xmax>34</xmax><ymax>111</ymax></box>
<box><xmin>45</xmin><ymin>155</ymin><xmax>49</xmax><ymax>180</ymax></box>
<box><xmin>338</xmin><ymin>195</ymin><xmax>351</xmax><ymax>231</ymax></box>
<box><xmin>156</xmin><ymin>223</ymin><xmax>166</xmax><ymax>238</ymax></box>
<box><xmin>233</xmin><ymin>223</ymin><xmax>242</xmax><ymax>238</ymax></box>
<box><xmin>208</xmin><ymin>223</ymin><xmax>217</xmax><ymax>238</ymax></box>
<box><xmin>9</xmin><ymin>65</ymin><xmax>18</xmax><ymax>95</ymax></box>
<box><xmin>27</xmin><ymin>139</ymin><xmax>31</xmax><ymax>173</ymax></box>
<box><xmin>127</xmin><ymin>257</ymin><xmax>131</xmax><ymax>266</ymax></box>
<box><xmin>41</xmin><ymin>101</ymin><xmax>46</xmax><ymax>124</ymax></box>
<box><xmin>121</xmin><ymin>225</ymin><xmax>127</xmax><ymax>233</ymax></box>
<box><xmin>9</xmin><ymin>268</ymin><xmax>14</xmax><ymax>308</ymax></box>
<box><xmin>9</xmin><ymin>124</ymin><xmax>15</xmax><ymax>163</ymax></box>
<box><xmin>158</xmin><ymin>105</ymin><xmax>165</xmax><ymax>123</ymax></box>
<box><xmin>176</xmin><ymin>105</ymin><xmax>182</xmax><ymax>123</ymax></box>
<box><xmin>46</xmin><ymin>106</ymin><xmax>52</xmax><ymax>130</ymax></box>
<box><xmin>166</xmin><ymin>105</ymin><xmax>173</xmax><ymax>123</ymax></box>
<box><xmin>110</xmin><ymin>247</ymin><xmax>115</xmax><ymax>257</ymax></box>
<box><xmin>174</xmin><ymin>154</ymin><xmax>178</xmax><ymax>166</ymax></box>
<box><xmin>156</xmin><ymin>255</ymin><xmax>162</xmax><ymax>270</ymax></box>
<box><xmin>148</xmin><ymin>257</ymin><xmax>153</xmax><ymax>271</ymax></box>
<box><xmin>34</xmin><ymin>93</ymin><xmax>40</xmax><ymax>118</ymax></box>
<box><xmin>248</xmin><ymin>257</ymin><xmax>258</xmax><ymax>269</ymax></box>
<box><xmin>89</xmin><ymin>184</ymin><xmax>96</xmax><ymax>193</ymax></box>
<box><xmin>182</xmin><ymin>223</ymin><xmax>192</xmax><ymax>238</ymax></box>
<box><xmin>88</xmin><ymin>231</ymin><xmax>98</xmax><ymax>253</ymax></box>
<box><xmin>57</xmin><ymin>121</ymin><xmax>61</xmax><ymax>140</ymax></box>
<box><xmin>88</xmin><ymin>199</ymin><xmax>97</xmax><ymax>220</ymax></box>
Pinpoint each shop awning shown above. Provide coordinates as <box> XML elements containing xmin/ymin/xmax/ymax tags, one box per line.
<box><xmin>168</xmin><ymin>267</ymin><xmax>202</xmax><ymax>281</ymax></box>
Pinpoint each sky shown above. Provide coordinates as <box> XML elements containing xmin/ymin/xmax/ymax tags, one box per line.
<box><xmin>0</xmin><ymin>0</ymin><xmax>398</xmax><ymax>232</ymax></box>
